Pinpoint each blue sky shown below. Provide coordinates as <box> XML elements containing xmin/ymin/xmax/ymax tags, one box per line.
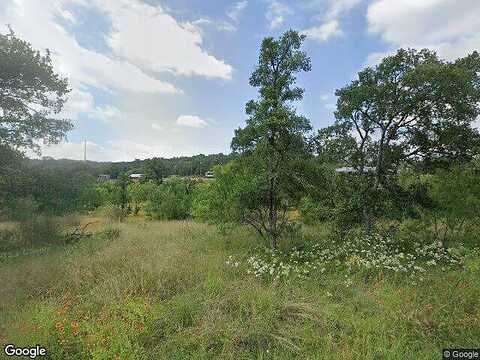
<box><xmin>2</xmin><ymin>0</ymin><xmax>480</xmax><ymax>161</ymax></box>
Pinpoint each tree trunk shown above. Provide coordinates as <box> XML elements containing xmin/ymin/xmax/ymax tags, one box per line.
<box><xmin>267</xmin><ymin>158</ymin><xmax>278</xmax><ymax>249</ymax></box>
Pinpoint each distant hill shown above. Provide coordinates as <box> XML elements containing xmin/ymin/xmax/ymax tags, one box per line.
<box><xmin>28</xmin><ymin>153</ymin><xmax>236</xmax><ymax>179</ymax></box>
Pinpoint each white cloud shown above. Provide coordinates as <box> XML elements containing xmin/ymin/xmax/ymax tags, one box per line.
<box><xmin>176</xmin><ymin>115</ymin><xmax>209</xmax><ymax>128</ymax></box>
<box><xmin>227</xmin><ymin>0</ymin><xmax>248</xmax><ymax>23</ymax></box>
<box><xmin>151</xmin><ymin>123</ymin><xmax>164</xmax><ymax>132</ymax></box>
<box><xmin>192</xmin><ymin>18</ymin><xmax>237</xmax><ymax>33</ymax></box>
<box><xmin>192</xmin><ymin>1</ymin><xmax>247</xmax><ymax>33</ymax></box>
<box><xmin>367</xmin><ymin>0</ymin><xmax>480</xmax><ymax>60</ymax></box>
<box><xmin>59</xmin><ymin>9</ymin><xmax>76</xmax><ymax>23</ymax></box>
<box><xmin>303</xmin><ymin>0</ymin><xmax>362</xmax><ymax>42</ymax></box>
<box><xmin>61</xmin><ymin>88</ymin><xmax>94</xmax><ymax>120</ymax></box>
<box><xmin>0</xmin><ymin>0</ymin><xmax>178</xmax><ymax>95</ymax></box>
<box><xmin>266</xmin><ymin>1</ymin><xmax>292</xmax><ymax>30</ymax></box>
<box><xmin>91</xmin><ymin>105</ymin><xmax>122</xmax><ymax>123</ymax></box>
<box><xmin>320</xmin><ymin>94</ymin><xmax>330</xmax><ymax>101</ymax></box>
<box><xmin>0</xmin><ymin>0</ymin><xmax>235</xmax><ymax>105</ymax></box>
<box><xmin>303</xmin><ymin>20</ymin><xmax>341</xmax><ymax>42</ymax></box>
<box><xmin>326</xmin><ymin>0</ymin><xmax>363</xmax><ymax>18</ymax></box>
<box><xmin>103</xmin><ymin>0</ymin><xmax>233</xmax><ymax>79</ymax></box>
<box><xmin>0</xmin><ymin>0</ymin><xmax>236</xmax><ymax>160</ymax></box>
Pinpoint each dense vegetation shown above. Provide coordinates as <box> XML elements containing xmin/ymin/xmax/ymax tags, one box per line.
<box><xmin>1</xmin><ymin>30</ymin><xmax>480</xmax><ymax>359</ymax></box>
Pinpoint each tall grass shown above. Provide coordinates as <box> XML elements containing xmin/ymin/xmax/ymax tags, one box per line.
<box><xmin>0</xmin><ymin>219</ymin><xmax>479</xmax><ymax>359</ymax></box>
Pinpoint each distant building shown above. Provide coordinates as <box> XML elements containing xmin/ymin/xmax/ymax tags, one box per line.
<box><xmin>129</xmin><ymin>173</ymin><xmax>144</xmax><ymax>182</ymax></box>
<box><xmin>97</xmin><ymin>174</ymin><xmax>111</xmax><ymax>182</ymax></box>
<box><xmin>335</xmin><ymin>166</ymin><xmax>375</xmax><ymax>174</ymax></box>
<box><xmin>205</xmin><ymin>170</ymin><xmax>214</xmax><ymax>178</ymax></box>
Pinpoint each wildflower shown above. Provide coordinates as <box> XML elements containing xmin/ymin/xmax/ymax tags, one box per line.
<box><xmin>55</xmin><ymin>321</ymin><xmax>64</xmax><ymax>333</ymax></box>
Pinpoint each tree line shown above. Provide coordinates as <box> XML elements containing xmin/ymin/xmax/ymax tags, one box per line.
<box><xmin>1</xmin><ymin>29</ymin><xmax>480</xmax><ymax>252</ymax></box>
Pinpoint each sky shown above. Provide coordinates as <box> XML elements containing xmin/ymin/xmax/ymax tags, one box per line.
<box><xmin>1</xmin><ymin>0</ymin><xmax>480</xmax><ymax>161</ymax></box>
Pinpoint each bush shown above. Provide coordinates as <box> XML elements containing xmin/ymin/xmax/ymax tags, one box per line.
<box><xmin>191</xmin><ymin>163</ymin><xmax>258</xmax><ymax>227</ymax></box>
<box><xmin>145</xmin><ymin>177</ymin><xmax>195</xmax><ymax>220</ymax></box>
<box><xmin>100</xmin><ymin>204</ymin><xmax>128</xmax><ymax>223</ymax></box>
<box><xmin>17</xmin><ymin>216</ymin><xmax>64</xmax><ymax>246</ymax></box>
<box><xmin>299</xmin><ymin>197</ymin><xmax>330</xmax><ymax>225</ymax></box>
<box><xmin>426</xmin><ymin>167</ymin><xmax>480</xmax><ymax>247</ymax></box>
<box><xmin>100</xmin><ymin>225</ymin><xmax>121</xmax><ymax>241</ymax></box>
<box><xmin>127</xmin><ymin>181</ymin><xmax>157</xmax><ymax>215</ymax></box>
<box><xmin>0</xmin><ymin>228</ymin><xmax>21</xmax><ymax>252</ymax></box>
<box><xmin>2</xmin><ymin>196</ymin><xmax>39</xmax><ymax>221</ymax></box>
<box><xmin>79</xmin><ymin>186</ymin><xmax>103</xmax><ymax>211</ymax></box>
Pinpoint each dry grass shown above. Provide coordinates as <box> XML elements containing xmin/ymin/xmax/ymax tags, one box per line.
<box><xmin>0</xmin><ymin>218</ymin><xmax>479</xmax><ymax>359</ymax></box>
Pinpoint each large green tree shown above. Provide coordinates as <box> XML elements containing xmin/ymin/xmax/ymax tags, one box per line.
<box><xmin>231</xmin><ymin>30</ymin><xmax>312</xmax><ymax>248</ymax></box>
<box><xmin>318</xmin><ymin>48</ymin><xmax>480</xmax><ymax>229</ymax></box>
<box><xmin>0</xmin><ymin>29</ymin><xmax>72</xmax><ymax>153</ymax></box>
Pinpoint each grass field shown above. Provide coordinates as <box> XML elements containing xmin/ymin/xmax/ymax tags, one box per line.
<box><xmin>1</xmin><ymin>218</ymin><xmax>479</xmax><ymax>359</ymax></box>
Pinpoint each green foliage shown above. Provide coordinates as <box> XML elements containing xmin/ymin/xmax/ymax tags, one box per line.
<box><xmin>16</xmin><ymin>216</ymin><xmax>63</xmax><ymax>246</ymax></box>
<box><xmin>127</xmin><ymin>181</ymin><xmax>157</xmax><ymax>215</ymax></box>
<box><xmin>0</xmin><ymin>227</ymin><xmax>20</xmax><ymax>252</ymax></box>
<box><xmin>192</xmin><ymin>163</ymin><xmax>254</xmax><ymax>226</ymax></box>
<box><xmin>1</xmin><ymin>152</ymin><xmax>98</xmax><ymax>218</ymax></box>
<box><xmin>2</xmin><ymin>196</ymin><xmax>39</xmax><ymax>221</ymax></box>
<box><xmin>29</xmin><ymin>167</ymin><xmax>96</xmax><ymax>215</ymax></box>
<box><xmin>78</xmin><ymin>186</ymin><xmax>103</xmax><ymax>211</ymax></box>
<box><xmin>9</xmin><ymin>215</ymin><xmax>82</xmax><ymax>248</ymax></box>
<box><xmin>100</xmin><ymin>224</ymin><xmax>121</xmax><ymax>241</ymax></box>
<box><xmin>318</xmin><ymin>48</ymin><xmax>480</xmax><ymax>230</ymax></box>
<box><xmin>95</xmin><ymin>174</ymin><xmax>130</xmax><ymax>212</ymax></box>
<box><xmin>0</xmin><ymin>29</ymin><xmax>72</xmax><ymax>153</ymax></box>
<box><xmin>299</xmin><ymin>163</ymin><xmax>367</xmax><ymax>234</ymax></box>
<box><xmin>333</xmin><ymin>48</ymin><xmax>480</xmax><ymax>175</ymax></box>
<box><xmin>145</xmin><ymin>177</ymin><xmax>196</xmax><ymax>220</ymax></box>
<box><xmin>100</xmin><ymin>204</ymin><xmax>128</xmax><ymax>222</ymax></box>
<box><xmin>96</xmin><ymin>181</ymin><xmax>123</xmax><ymax>205</ymax></box>
<box><xmin>425</xmin><ymin>166</ymin><xmax>480</xmax><ymax>247</ymax></box>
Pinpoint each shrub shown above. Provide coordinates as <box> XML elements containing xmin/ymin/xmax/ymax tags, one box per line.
<box><xmin>145</xmin><ymin>177</ymin><xmax>195</xmax><ymax>220</ymax></box>
<box><xmin>191</xmin><ymin>163</ymin><xmax>259</xmax><ymax>228</ymax></box>
<box><xmin>426</xmin><ymin>167</ymin><xmax>480</xmax><ymax>247</ymax></box>
<box><xmin>100</xmin><ymin>225</ymin><xmax>121</xmax><ymax>241</ymax></box>
<box><xmin>100</xmin><ymin>204</ymin><xmax>128</xmax><ymax>223</ymax></box>
<box><xmin>2</xmin><ymin>196</ymin><xmax>39</xmax><ymax>221</ymax></box>
<box><xmin>299</xmin><ymin>197</ymin><xmax>330</xmax><ymax>225</ymax></box>
<box><xmin>0</xmin><ymin>228</ymin><xmax>21</xmax><ymax>252</ymax></box>
<box><xmin>16</xmin><ymin>216</ymin><xmax>63</xmax><ymax>246</ymax></box>
<box><xmin>78</xmin><ymin>186</ymin><xmax>103</xmax><ymax>211</ymax></box>
<box><xmin>127</xmin><ymin>181</ymin><xmax>157</xmax><ymax>215</ymax></box>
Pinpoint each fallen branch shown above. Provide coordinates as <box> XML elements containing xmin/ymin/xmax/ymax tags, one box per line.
<box><xmin>63</xmin><ymin>221</ymin><xmax>97</xmax><ymax>244</ymax></box>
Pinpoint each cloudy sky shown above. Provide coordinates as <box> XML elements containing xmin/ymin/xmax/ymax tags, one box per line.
<box><xmin>2</xmin><ymin>0</ymin><xmax>479</xmax><ymax>161</ymax></box>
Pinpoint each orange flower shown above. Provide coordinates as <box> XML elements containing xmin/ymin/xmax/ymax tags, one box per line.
<box><xmin>63</xmin><ymin>300</ymin><xmax>72</xmax><ymax>310</ymax></box>
<box><xmin>71</xmin><ymin>321</ymin><xmax>79</xmax><ymax>336</ymax></box>
<box><xmin>55</xmin><ymin>321</ymin><xmax>64</xmax><ymax>333</ymax></box>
